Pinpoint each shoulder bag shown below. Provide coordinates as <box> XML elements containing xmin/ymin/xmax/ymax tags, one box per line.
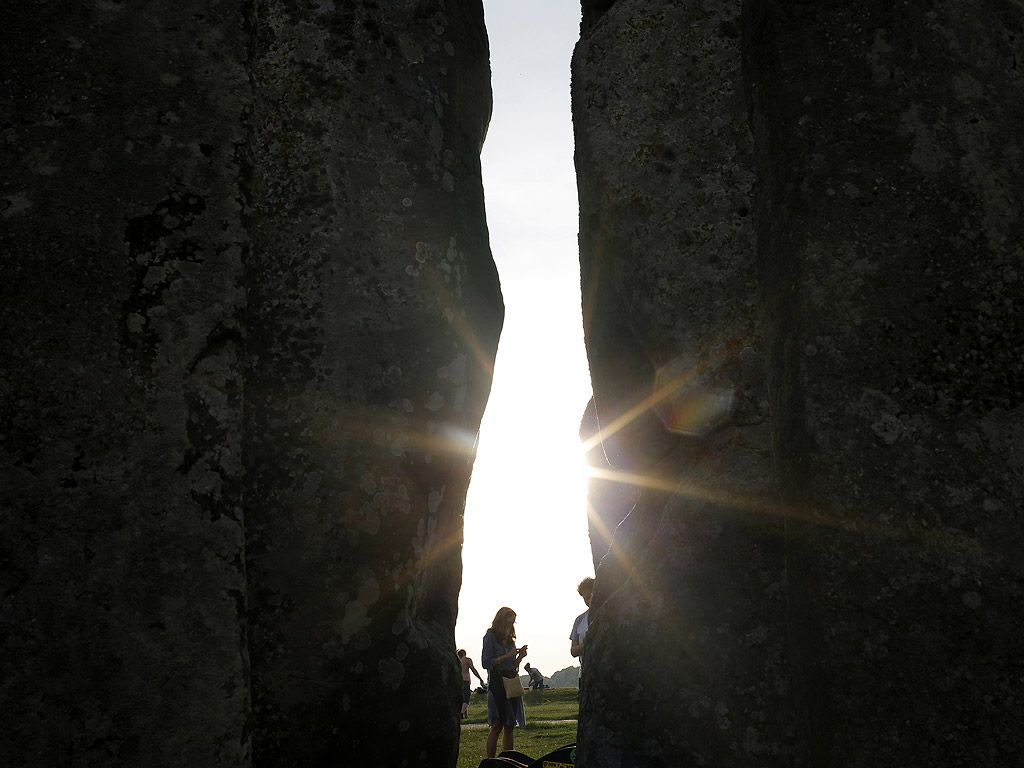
<box><xmin>501</xmin><ymin>671</ymin><xmax>525</xmax><ymax>699</ymax></box>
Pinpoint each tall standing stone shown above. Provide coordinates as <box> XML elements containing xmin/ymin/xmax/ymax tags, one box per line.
<box><xmin>1</xmin><ymin>3</ymin><xmax>252</xmax><ymax>765</ymax></box>
<box><xmin>245</xmin><ymin>1</ymin><xmax>500</xmax><ymax>765</ymax></box>
<box><xmin>744</xmin><ymin>2</ymin><xmax>1024</xmax><ymax>765</ymax></box>
<box><xmin>1</xmin><ymin>1</ymin><xmax>500</xmax><ymax>766</ymax></box>
<box><xmin>573</xmin><ymin>1</ymin><xmax>788</xmax><ymax>765</ymax></box>
<box><xmin>574</xmin><ymin>0</ymin><xmax>1024</xmax><ymax>765</ymax></box>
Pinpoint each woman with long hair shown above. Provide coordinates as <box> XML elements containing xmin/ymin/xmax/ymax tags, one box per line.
<box><xmin>481</xmin><ymin>606</ymin><xmax>528</xmax><ymax>758</ymax></box>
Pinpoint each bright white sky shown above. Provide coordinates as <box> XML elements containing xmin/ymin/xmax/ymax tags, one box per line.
<box><xmin>454</xmin><ymin>1</ymin><xmax>593</xmax><ymax>680</ymax></box>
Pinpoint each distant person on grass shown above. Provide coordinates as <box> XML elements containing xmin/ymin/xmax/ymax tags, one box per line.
<box><xmin>458</xmin><ymin>648</ymin><xmax>485</xmax><ymax>719</ymax></box>
<box><xmin>482</xmin><ymin>606</ymin><xmax>528</xmax><ymax>758</ymax></box>
<box><xmin>570</xmin><ymin>577</ymin><xmax>595</xmax><ymax>690</ymax></box>
<box><xmin>524</xmin><ymin>662</ymin><xmax>544</xmax><ymax>691</ymax></box>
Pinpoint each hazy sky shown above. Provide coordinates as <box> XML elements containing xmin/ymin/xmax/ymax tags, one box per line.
<box><xmin>453</xmin><ymin>1</ymin><xmax>594</xmax><ymax>681</ymax></box>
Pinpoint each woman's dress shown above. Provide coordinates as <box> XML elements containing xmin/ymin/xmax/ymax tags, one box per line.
<box><xmin>481</xmin><ymin>629</ymin><xmax>526</xmax><ymax>727</ymax></box>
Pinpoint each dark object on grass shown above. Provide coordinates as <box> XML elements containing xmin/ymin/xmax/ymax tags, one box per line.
<box><xmin>478</xmin><ymin>743</ymin><xmax>576</xmax><ymax>767</ymax></box>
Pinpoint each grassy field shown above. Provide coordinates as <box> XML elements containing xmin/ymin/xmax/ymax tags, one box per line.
<box><xmin>457</xmin><ymin>687</ymin><xmax>578</xmax><ymax>768</ymax></box>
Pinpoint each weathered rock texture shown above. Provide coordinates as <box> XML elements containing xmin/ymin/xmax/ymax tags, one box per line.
<box><xmin>1</xmin><ymin>2</ymin><xmax>499</xmax><ymax>767</ymax></box>
<box><xmin>1</xmin><ymin>4</ymin><xmax>251</xmax><ymax>765</ymax></box>
<box><xmin>574</xmin><ymin>1</ymin><xmax>788</xmax><ymax>765</ymax></box>
<box><xmin>743</xmin><ymin>2</ymin><xmax>1024</xmax><ymax>765</ymax></box>
<box><xmin>245</xmin><ymin>2</ymin><xmax>498</xmax><ymax>765</ymax></box>
<box><xmin>575</xmin><ymin>1</ymin><xmax>1024</xmax><ymax>766</ymax></box>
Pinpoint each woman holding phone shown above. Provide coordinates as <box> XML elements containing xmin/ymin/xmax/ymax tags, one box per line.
<box><xmin>481</xmin><ymin>606</ymin><xmax>528</xmax><ymax>758</ymax></box>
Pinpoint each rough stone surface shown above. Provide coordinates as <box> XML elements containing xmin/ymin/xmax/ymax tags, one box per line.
<box><xmin>1</xmin><ymin>3</ymin><xmax>251</xmax><ymax>765</ymax></box>
<box><xmin>245</xmin><ymin>1</ymin><xmax>499</xmax><ymax>765</ymax></box>
<box><xmin>744</xmin><ymin>2</ymin><xmax>1024</xmax><ymax>765</ymax></box>
<box><xmin>575</xmin><ymin>0</ymin><xmax>1024</xmax><ymax>766</ymax></box>
<box><xmin>1</xmin><ymin>2</ymin><xmax>499</xmax><ymax>766</ymax></box>
<box><xmin>573</xmin><ymin>1</ymin><xmax>788</xmax><ymax>765</ymax></box>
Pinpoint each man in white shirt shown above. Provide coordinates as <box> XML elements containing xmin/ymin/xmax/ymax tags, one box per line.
<box><xmin>569</xmin><ymin>577</ymin><xmax>595</xmax><ymax>688</ymax></box>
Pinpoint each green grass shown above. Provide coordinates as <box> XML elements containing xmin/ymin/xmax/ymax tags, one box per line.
<box><xmin>457</xmin><ymin>688</ymin><xmax>579</xmax><ymax>768</ymax></box>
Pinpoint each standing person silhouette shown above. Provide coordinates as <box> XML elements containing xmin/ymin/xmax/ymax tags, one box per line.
<box><xmin>458</xmin><ymin>649</ymin><xmax>484</xmax><ymax>718</ymax></box>
<box><xmin>481</xmin><ymin>607</ymin><xmax>528</xmax><ymax>758</ymax></box>
<box><xmin>570</xmin><ymin>577</ymin><xmax>595</xmax><ymax>691</ymax></box>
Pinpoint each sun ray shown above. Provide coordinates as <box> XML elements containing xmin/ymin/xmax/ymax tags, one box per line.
<box><xmin>580</xmin><ymin>328</ymin><xmax>756</xmax><ymax>455</ymax></box>
<box><xmin>584</xmin><ymin>462</ymin><xmax>910</xmax><ymax>546</ymax></box>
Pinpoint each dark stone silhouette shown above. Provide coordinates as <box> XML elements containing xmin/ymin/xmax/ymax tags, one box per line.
<box><xmin>743</xmin><ymin>3</ymin><xmax>1024</xmax><ymax>765</ymax></box>
<box><xmin>1</xmin><ymin>2</ymin><xmax>499</xmax><ymax>766</ymax></box>
<box><xmin>573</xmin><ymin>1</ymin><xmax>786</xmax><ymax>764</ymax></box>
<box><xmin>575</xmin><ymin>1</ymin><xmax>1023</xmax><ymax>767</ymax></box>
<box><xmin>244</xmin><ymin>3</ymin><xmax>499</xmax><ymax>765</ymax></box>
<box><xmin>2</xmin><ymin>4</ymin><xmax>252</xmax><ymax>765</ymax></box>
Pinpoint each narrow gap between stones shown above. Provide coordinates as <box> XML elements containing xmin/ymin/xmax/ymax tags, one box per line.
<box><xmin>453</xmin><ymin>0</ymin><xmax>595</xmax><ymax>738</ymax></box>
